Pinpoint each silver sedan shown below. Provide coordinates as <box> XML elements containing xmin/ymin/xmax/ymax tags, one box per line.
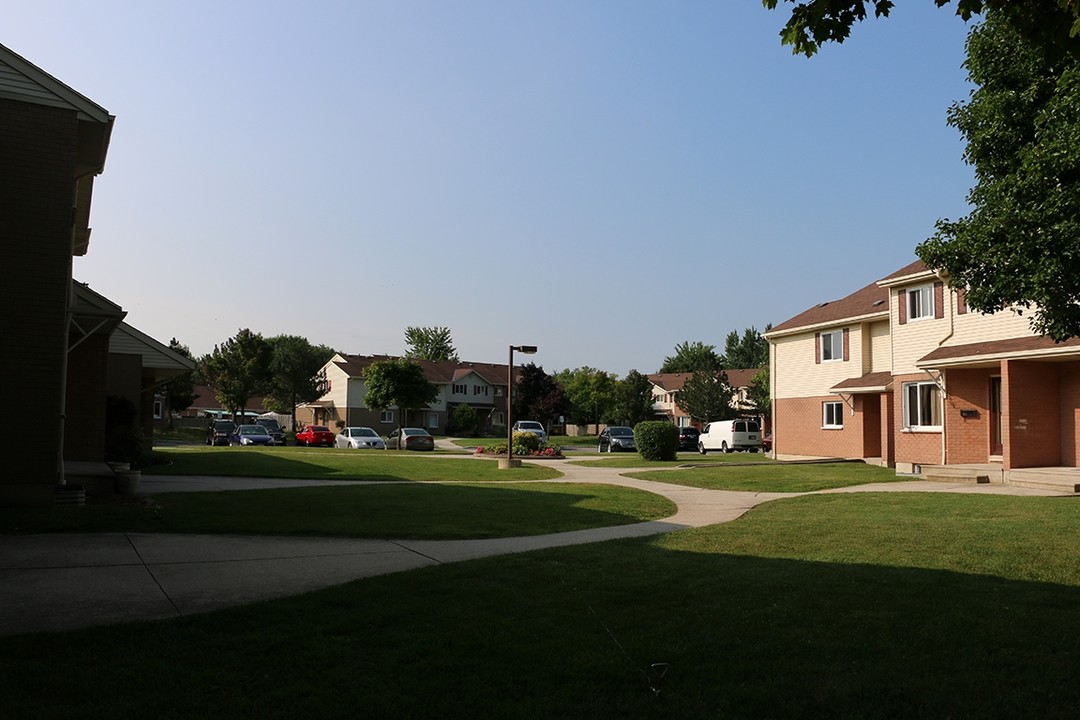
<box><xmin>335</xmin><ymin>426</ymin><xmax>386</xmax><ymax>449</ymax></box>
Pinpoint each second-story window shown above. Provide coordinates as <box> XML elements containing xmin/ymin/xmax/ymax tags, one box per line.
<box><xmin>908</xmin><ymin>284</ymin><xmax>934</xmax><ymax>320</ymax></box>
<box><xmin>821</xmin><ymin>329</ymin><xmax>844</xmax><ymax>361</ymax></box>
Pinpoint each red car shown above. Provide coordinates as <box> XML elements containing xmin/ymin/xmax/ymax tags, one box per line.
<box><xmin>295</xmin><ymin>425</ymin><xmax>335</xmax><ymax>447</ymax></box>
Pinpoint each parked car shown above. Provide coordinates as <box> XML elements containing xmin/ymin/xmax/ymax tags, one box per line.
<box><xmin>698</xmin><ymin>419</ymin><xmax>762</xmax><ymax>454</ymax></box>
<box><xmin>295</xmin><ymin>425</ymin><xmax>335</xmax><ymax>447</ymax></box>
<box><xmin>386</xmin><ymin>427</ymin><xmax>435</xmax><ymax>451</ymax></box>
<box><xmin>207</xmin><ymin>419</ymin><xmax>236</xmax><ymax>446</ymax></box>
<box><xmin>254</xmin><ymin>417</ymin><xmax>286</xmax><ymax>445</ymax></box>
<box><xmin>677</xmin><ymin>426</ymin><xmax>700</xmax><ymax>451</ymax></box>
<box><xmin>598</xmin><ymin>426</ymin><xmax>636</xmax><ymax>453</ymax></box>
<box><xmin>229</xmin><ymin>424</ymin><xmax>276</xmax><ymax>446</ymax></box>
<box><xmin>762</xmin><ymin>432</ymin><xmax>773</xmax><ymax>452</ymax></box>
<box><xmin>335</xmin><ymin>426</ymin><xmax>386</xmax><ymax>449</ymax></box>
<box><xmin>512</xmin><ymin>420</ymin><xmax>548</xmax><ymax>444</ymax></box>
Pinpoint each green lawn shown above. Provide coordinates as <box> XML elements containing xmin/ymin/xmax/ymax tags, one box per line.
<box><xmin>571</xmin><ymin>451</ymin><xmax>774</xmax><ymax>468</ymax></box>
<box><xmin>145</xmin><ymin>446</ymin><xmax>562</xmax><ymax>481</ymax></box>
<box><xmin>4</xmin><ymin>492</ymin><xmax>1079</xmax><ymax>718</ymax></box>
<box><xmin>0</xmin><ymin>482</ymin><xmax>675</xmax><ymax>538</ymax></box>
<box><xmin>627</xmin><ymin>460</ymin><xmax>904</xmax><ymax>492</ymax></box>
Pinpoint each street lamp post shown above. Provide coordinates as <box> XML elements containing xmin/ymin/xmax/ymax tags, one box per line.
<box><xmin>503</xmin><ymin>344</ymin><xmax>537</xmax><ymax>469</ymax></box>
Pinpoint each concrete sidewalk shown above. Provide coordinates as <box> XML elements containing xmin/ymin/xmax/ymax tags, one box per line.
<box><xmin>0</xmin><ymin>460</ymin><xmax>1067</xmax><ymax>636</ymax></box>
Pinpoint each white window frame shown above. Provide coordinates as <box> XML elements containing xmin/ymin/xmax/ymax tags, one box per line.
<box><xmin>823</xmin><ymin>401</ymin><xmax>844</xmax><ymax>428</ymax></box>
<box><xmin>153</xmin><ymin>400</ymin><xmax>163</xmax><ymax>420</ymax></box>
<box><xmin>908</xmin><ymin>284</ymin><xmax>934</xmax><ymax>321</ymax></box>
<box><xmin>380</xmin><ymin>410</ymin><xmax>394</xmax><ymax>424</ymax></box>
<box><xmin>821</xmin><ymin>329</ymin><xmax>843</xmax><ymax>362</ymax></box>
<box><xmin>903</xmin><ymin>381</ymin><xmax>942</xmax><ymax>430</ymax></box>
<box><xmin>428</xmin><ymin>412</ymin><xmax>438</xmax><ymax>429</ymax></box>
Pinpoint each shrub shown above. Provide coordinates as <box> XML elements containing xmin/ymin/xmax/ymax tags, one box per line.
<box><xmin>489</xmin><ymin>424</ymin><xmax>507</xmax><ymax>439</ymax></box>
<box><xmin>635</xmin><ymin>421</ymin><xmax>678</xmax><ymax>461</ymax></box>
<box><xmin>448</xmin><ymin>403</ymin><xmax>479</xmax><ymax>436</ymax></box>
<box><xmin>512</xmin><ymin>430</ymin><xmax>541</xmax><ymax>456</ymax></box>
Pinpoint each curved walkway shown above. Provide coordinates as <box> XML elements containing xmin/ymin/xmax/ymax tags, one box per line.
<box><xmin>0</xmin><ymin>459</ymin><xmax>1066</xmax><ymax>636</ymax></box>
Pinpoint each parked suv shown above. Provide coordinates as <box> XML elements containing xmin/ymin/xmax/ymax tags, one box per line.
<box><xmin>698</xmin><ymin>419</ymin><xmax>762</xmax><ymax>454</ymax></box>
<box><xmin>677</xmin><ymin>426</ymin><xmax>700</xmax><ymax>451</ymax></box>
<box><xmin>207</xmin><ymin>419</ymin><xmax>236</xmax><ymax>446</ymax></box>
<box><xmin>254</xmin><ymin>417</ymin><xmax>287</xmax><ymax>445</ymax></box>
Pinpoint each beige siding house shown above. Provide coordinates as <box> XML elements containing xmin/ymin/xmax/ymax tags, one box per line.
<box><xmin>767</xmin><ymin>259</ymin><xmax>1080</xmax><ymax>486</ymax></box>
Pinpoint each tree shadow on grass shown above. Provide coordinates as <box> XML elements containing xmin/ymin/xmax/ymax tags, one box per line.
<box><xmin>4</xmin><ymin>536</ymin><xmax>1080</xmax><ymax>719</ymax></box>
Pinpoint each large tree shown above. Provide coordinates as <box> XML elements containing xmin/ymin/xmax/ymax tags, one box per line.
<box><xmin>200</xmin><ymin>328</ymin><xmax>271</xmax><ymax>420</ymax></box>
<box><xmin>363</xmin><ymin>358</ymin><xmax>440</xmax><ymax>429</ymax></box>
<box><xmin>721</xmin><ymin>325</ymin><xmax>771</xmax><ymax>369</ymax></box>
<box><xmin>609</xmin><ymin>370</ymin><xmax>656</xmax><ymax>426</ymax></box>
<box><xmin>763</xmin><ymin>1</ymin><xmax>1080</xmax><ymax>58</ymax></box>
<box><xmin>919</xmin><ymin>11</ymin><xmax>1080</xmax><ymax>340</ymax></box>
<box><xmin>404</xmin><ymin>326</ymin><xmax>459</xmax><ymax>362</ymax></box>
<box><xmin>659</xmin><ymin>341</ymin><xmax>723</xmax><ymax>374</ymax></box>
<box><xmin>746</xmin><ymin>368</ymin><xmax>772</xmax><ymax>419</ymax></box>
<box><xmin>766</xmin><ymin>1</ymin><xmax>1080</xmax><ymax>340</ymax></box>
<box><xmin>262</xmin><ymin>335</ymin><xmax>335</xmax><ymax>423</ymax></box>
<box><xmin>162</xmin><ymin>338</ymin><xmax>197</xmax><ymax>428</ymax></box>
<box><xmin>675</xmin><ymin>370</ymin><xmax>735</xmax><ymax>425</ymax></box>
<box><xmin>512</xmin><ymin>363</ymin><xmax>567</xmax><ymax>429</ymax></box>
<box><xmin>555</xmin><ymin>366</ymin><xmax>617</xmax><ymax>428</ymax></box>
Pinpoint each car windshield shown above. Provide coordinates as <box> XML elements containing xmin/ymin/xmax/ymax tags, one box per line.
<box><xmin>214</xmin><ymin>422</ymin><xmax>235</xmax><ymax>431</ymax></box>
<box><xmin>312</xmin><ymin>426</ymin><xmax>329</xmax><ymax>432</ymax></box>
<box><xmin>609</xmin><ymin>427</ymin><xmax>633</xmax><ymax>437</ymax></box>
<box><xmin>355</xmin><ymin>428</ymin><xmax>377</xmax><ymax>437</ymax></box>
<box><xmin>519</xmin><ymin>422</ymin><xmax>543</xmax><ymax>430</ymax></box>
<box><xmin>240</xmin><ymin>426</ymin><xmax>267</xmax><ymax>435</ymax></box>
<box><xmin>402</xmin><ymin>429</ymin><xmax>429</xmax><ymax>436</ymax></box>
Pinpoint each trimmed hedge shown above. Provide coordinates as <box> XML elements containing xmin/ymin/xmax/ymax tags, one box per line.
<box><xmin>634</xmin><ymin>421</ymin><xmax>678</xmax><ymax>461</ymax></box>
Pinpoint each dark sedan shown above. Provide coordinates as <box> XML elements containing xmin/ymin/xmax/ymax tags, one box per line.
<box><xmin>229</xmin><ymin>424</ymin><xmax>275</xmax><ymax>446</ymax></box>
<box><xmin>207</xmin><ymin>420</ymin><xmax>236</xmax><ymax>446</ymax></box>
<box><xmin>386</xmin><ymin>427</ymin><xmax>435</xmax><ymax>451</ymax></box>
<box><xmin>598</xmin><ymin>426</ymin><xmax>636</xmax><ymax>453</ymax></box>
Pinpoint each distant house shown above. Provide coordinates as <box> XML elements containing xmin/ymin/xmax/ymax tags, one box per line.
<box><xmin>296</xmin><ymin>354</ymin><xmax>515</xmax><ymax>434</ymax></box>
<box><xmin>182</xmin><ymin>385</ymin><xmax>268</xmax><ymax>422</ymax></box>
<box><xmin>649</xmin><ymin>369</ymin><xmax>764</xmax><ymax>428</ymax></box>
<box><xmin>766</xmin><ymin>259</ymin><xmax>1080</xmax><ymax>482</ymax></box>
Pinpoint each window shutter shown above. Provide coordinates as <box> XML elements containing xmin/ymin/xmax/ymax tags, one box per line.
<box><xmin>957</xmin><ymin>287</ymin><xmax>968</xmax><ymax>315</ymax></box>
<box><xmin>934</xmin><ymin>282</ymin><xmax>945</xmax><ymax>319</ymax></box>
<box><xmin>842</xmin><ymin>327</ymin><xmax>849</xmax><ymax>361</ymax></box>
<box><xmin>898</xmin><ymin>289</ymin><xmax>908</xmax><ymax>325</ymax></box>
<box><xmin>815</xmin><ymin>333</ymin><xmax>821</xmax><ymax>364</ymax></box>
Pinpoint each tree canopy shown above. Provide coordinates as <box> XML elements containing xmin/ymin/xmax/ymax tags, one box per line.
<box><xmin>512</xmin><ymin>363</ymin><xmax>567</xmax><ymax>429</ymax></box>
<box><xmin>919</xmin><ymin>11</ymin><xmax>1080</xmax><ymax>340</ymax></box>
<box><xmin>675</xmin><ymin>370</ymin><xmax>734</xmax><ymax>424</ymax></box>
<box><xmin>610</xmin><ymin>370</ymin><xmax>656</xmax><ymax>426</ymax></box>
<box><xmin>767</xmin><ymin>2</ymin><xmax>1080</xmax><ymax>341</ymax></box>
<box><xmin>555</xmin><ymin>366</ymin><xmax>617</xmax><ymax>427</ymax></box>
<box><xmin>200</xmin><ymin>329</ymin><xmax>270</xmax><ymax>419</ymax></box>
<box><xmin>262</xmin><ymin>335</ymin><xmax>336</xmax><ymax>418</ymax></box>
<box><xmin>163</xmin><ymin>338</ymin><xmax>197</xmax><ymax>427</ymax></box>
<box><xmin>659</xmin><ymin>341</ymin><xmax>723</xmax><ymax>374</ymax></box>
<box><xmin>404</xmin><ymin>326</ymin><xmax>459</xmax><ymax>362</ymax></box>
<box><xmin>363</xmin><ymin>358</ymin><xmax>439</xmax><ymax>428</ymax></box>
<box><xmin>721</xmin><ymin>326</ymin><xmax>771</xmax><ymax>369</ymax></box>
<box><xmin>764</xmin><ymin>1</ymin><xmax>1080</xmax><ymax>58</ymax></box>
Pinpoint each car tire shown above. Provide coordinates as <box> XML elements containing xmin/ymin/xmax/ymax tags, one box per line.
<box><xmin>698</xmin><ymin>442</ymin><xmax>707</xmax><ymax>455</ymax></box>
<box><xmin>597</xmin><ymin>443</ymin><xmax>603</xmax><ymax>453</ymax></box>
<box><xmin>722</xmin><ymin>441</ymin><xmax>730</xmax><ymax>453</ymax></box>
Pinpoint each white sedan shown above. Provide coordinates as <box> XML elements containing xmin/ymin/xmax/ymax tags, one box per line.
<box><xmin>335</xmin><ymin>426</ymin><xmax>386</xmax><ymax>449</ymax></box>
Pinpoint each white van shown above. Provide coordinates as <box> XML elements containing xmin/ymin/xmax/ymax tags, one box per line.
<box><xmin>698</xmin><ymin>419</ymin><xmax>762</xmax><ymax>454</ymax></box>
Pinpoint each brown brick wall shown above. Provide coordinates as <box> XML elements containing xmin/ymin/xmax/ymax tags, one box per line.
<box><xmin>0</xmin><ymin>99</ymin><xmax>80</xmax><ymax>500</ymax></box>
<box><xmin>943</xmin><ymin>367</ymin><xmax>993</xmax><ymax>464</ymax></box>
<box><xmin>1004</xmin><ymin>360</ymin><xmax>1061</xmax><ymax>468</ymax></box>
<box><xmin>774</xmin><ymin>395</ymin><xmax>879</xmax><ymax>459</ymax></box>
<box><xmin>893</xmin><ymin>373</ymin><xmax>943</xmax><ymax>468</ymax></box>
<box><xmin>1059</xmin><ymin>363</ymin><xmax>1080</xmax><ymax>466</ymax></box>
<box><xmin>65</xmin><ymin>335</ymin><xmax>111</xmax><ymax>462</ymax></box>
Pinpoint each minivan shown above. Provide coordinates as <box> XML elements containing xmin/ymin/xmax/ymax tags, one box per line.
<box><xmin>697</xmin><ymin>419</ymin><xmax>762</xmax><ymax>454</ymax></box>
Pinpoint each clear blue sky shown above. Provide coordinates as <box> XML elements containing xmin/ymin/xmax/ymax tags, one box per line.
<box><xmin>6</xmin><ymin>1</ymin><xmax>976</xmax><ymax>376</ymax></box>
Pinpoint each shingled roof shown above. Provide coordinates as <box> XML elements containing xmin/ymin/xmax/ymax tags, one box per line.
<box><xmin>333</xmin><ymin>354</ymin><xmax>513</xmax><ymax>386</ymax></box>
<box><xmin>767</xmin><ymin>279</ymin><xmax>889</xmax><ymax>335</ymax></box>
